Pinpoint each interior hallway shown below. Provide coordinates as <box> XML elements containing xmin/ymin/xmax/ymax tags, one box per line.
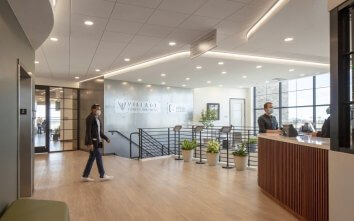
<box><xmin>32</xmin><ymin>151</ymin><xmax>295</xmax><ymax>221</ymax></box>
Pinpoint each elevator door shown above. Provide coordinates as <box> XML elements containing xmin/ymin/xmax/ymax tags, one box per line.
<box><xmin>18</xmin><ymin>65</ymin><xmax>33</xmax><ymax>197</ymax></box>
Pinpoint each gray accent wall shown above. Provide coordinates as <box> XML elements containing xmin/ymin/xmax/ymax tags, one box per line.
<box><xmin>0</xmin><ymin>0</ymin><xmax>35</xmax><ymax>214</ymax></box>
<box><xmin>79</xmin><ymin>78</ymin><xmax>104</xmax><ymax>150</ymax></box>
<box><xmin>104</xmin><ymin>79</ymin><xmax>193</xmax><ymax>157</ymax></box>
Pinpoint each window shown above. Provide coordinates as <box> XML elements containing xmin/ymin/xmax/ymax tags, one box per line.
<box><xmin>254</xmin><ymin>73</ymin><xmax>330</xmax><ymax>130</ymax></box>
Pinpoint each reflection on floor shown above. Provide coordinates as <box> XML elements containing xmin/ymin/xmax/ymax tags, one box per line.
<box><xmin>34</xmin><ymin>133</ymin><xmax>76</xmax><ymax>151</ymax></box>
<box><xmin>32</xmin><ymin>151</ymin><xmax>296</xmax><ymax>221</ymax></box>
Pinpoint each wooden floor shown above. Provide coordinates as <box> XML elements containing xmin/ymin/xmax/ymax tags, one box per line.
<box><xmin>32</xmin><ymin>151</ymin><xmax>296</xmax><ymax>221</ymax></box>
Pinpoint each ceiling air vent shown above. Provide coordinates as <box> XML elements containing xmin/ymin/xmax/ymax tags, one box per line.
<box><xmin>272</xmin><ymin>78</ymin><xmax>286</xmax><ymax>82</ymax></box>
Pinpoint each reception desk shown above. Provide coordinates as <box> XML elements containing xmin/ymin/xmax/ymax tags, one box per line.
<box><xmin>258</xmin><ymin>134</ymin><xmax>329</xmax><ymax>221</ymax></box>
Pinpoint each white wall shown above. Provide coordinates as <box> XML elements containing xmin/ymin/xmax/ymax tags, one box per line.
<box><xmin>35</xmin><ymin>77</ymin><xmax>79</xmax><ymax>88</ymax></box>
<box><xmin>329</xmin><ymin>150</ymin><xmax>354</xmax><ymax>220</ymax></box>
<box><xmin>193</xmin><ymin>87</ymin><xmax>253</xmax><ymax>127</ymax></box>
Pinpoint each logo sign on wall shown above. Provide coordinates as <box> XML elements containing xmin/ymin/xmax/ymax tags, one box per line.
<box><xmin>115</xmin><ymin>100</ymin><xmax>161</xmax><ymax>113</ymax></box>
<box><xmin>168</xmin><ymin>103</ymin><xmax>187</xmax><ymax>113</ymax></box>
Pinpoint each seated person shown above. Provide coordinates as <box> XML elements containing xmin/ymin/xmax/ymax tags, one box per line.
<box><xmin>258</xmin><ymin>102</ymin><xmax>280</xmax><ymax>133</ymax></box>
<box><xmin>312</xmin><ymin>107</ymin><xmax>330</xmax><ymax>138</ymax></box>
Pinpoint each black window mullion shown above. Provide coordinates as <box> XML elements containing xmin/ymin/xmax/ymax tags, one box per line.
<box><xmin>279</xmin><ymin>82</ymin><xmax>282</xmax><ymax>126</ymax></box>
<box><xmin>313</xmin><ymin>76</ymin><xmax>317</xmax><ymax>130</ymax></box>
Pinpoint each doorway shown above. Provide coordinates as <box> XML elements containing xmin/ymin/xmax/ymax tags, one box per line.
<box><xmin>229</xmin><ymin>98</ymin><xmax>245</xmax><ymax>128</ymax></box>
<box><xmin>34</xmin><ymin>86</ymin><xmax>49</xmax><ymax>153</ymax></box>
<box><xmin>34</xmin><ymin>85</ymin><xmax>79</xmax><ymax>152</ymax></box>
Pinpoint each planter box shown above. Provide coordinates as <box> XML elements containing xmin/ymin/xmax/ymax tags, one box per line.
<box><xmin>233</xmin><ymin>155</ymin><xmax>248</xmax><ymax>171</ymax></box>
<box><xmin>182</xmin><ymin>149</ymin><xmax>194</xmax><ymax>162</ymax></box>
<box><xmin>206</xmin><ymin>152</ymin><xmax>219</xmax><ymax>166</ymax></box>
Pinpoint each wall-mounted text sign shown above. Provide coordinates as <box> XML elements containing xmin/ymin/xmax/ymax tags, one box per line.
<box><xmin>115</xmin><ymin>100</ymin><xmax>161</xmax><ymax>113</ymax></box>
<box><xmin>168</xmin><ymin>103</ymin><xmax>187</xmax><ymax>113</ymax></box>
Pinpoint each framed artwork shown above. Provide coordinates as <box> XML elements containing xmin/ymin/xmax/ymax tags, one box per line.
<box><xmin>207</xmin><ymin>103</ymin><xmax>220</xmax><ymax>120</ymax></box>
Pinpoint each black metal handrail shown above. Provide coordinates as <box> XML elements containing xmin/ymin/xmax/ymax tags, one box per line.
<box><xmin>109</xmin><ymin>126</ymin><xmax>258</xmax><ymax>166</ymax></box>
<box><xmin>108</xmin><ymin>130</ymin><xmax>154</xmax><ymax>159</ymax></box>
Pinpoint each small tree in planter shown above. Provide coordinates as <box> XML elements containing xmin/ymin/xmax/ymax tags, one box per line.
<box><xmin>181</xmin><ymin>139</ymin><xmax>197</xmax><ymax>162</ymax></box>
<box><xmin>206</xmin><ymin>140</ymin><xmax>220</xmax><ymax>166</ymax></box>
<box><xmin>232</xmin><ymin>143</ymin><xmax>248</xmax><ymax>171</ymax></box>
<box><xmin>199</xmin><ymin>109</ymin><xmax>217</xmax><ymax>143</ymax></box>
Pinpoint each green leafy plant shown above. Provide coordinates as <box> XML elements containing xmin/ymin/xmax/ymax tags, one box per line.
<box><xmin>232</xmin><ymin>143</ymin><xmax>248</xmax><ymax>157</ymax></box>
<box><xmin>206</xmin><ymin>140</ymin><xmax>220</xmax><ymax>153</ymax></box>
<box><xmin>247</xmin><ymin>137</ymin><xmax>258</xmax><ymax>145</ymax></box>
<box><xmin>181</xmin><ymin>139</ymin><xmax>197</xmax><ymax>150</ymax></box>
<box><xmin>199</xmin><ymin>109</ymin><xmax>217</xmax><ymax>128</ymax></box>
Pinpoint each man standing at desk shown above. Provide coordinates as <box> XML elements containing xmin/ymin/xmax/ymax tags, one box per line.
<box><xmin>258</xmin><ymin>102</ymin><xmax>279</xmax><ymax>133</ymax></box>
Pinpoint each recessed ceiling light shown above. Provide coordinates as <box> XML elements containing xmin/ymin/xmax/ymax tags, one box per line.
<box><xmin>256</xmin><ymin>65</ymin><xmax>262</xmax><ymax>69</ymax></box>
<box><xmin>34</xmin><ymin>61</ymin><xmax>39</xmax><ymax>64</ymax></box>
<box><xmin>161</xmin><ymin>73</ymin><xmax>166</xmax><ymax>77</ymax></box>
<box><xmin>219</xmin><ymin>84</ymin><xmax>223</xmax><ymax>87</ymax></box>
<box><xmin>242</xmin><ymin>75</ymin><xmax>247</xmax><ymax>79</ymax></box>
<box><xmin>124</xmin><ymin>58</ymin><xmax>130</xmax><ymax>62</ymax></box>
<box><xmin>284</xmin><ymin>37</ymin><xmax>294</xmax><ymax>42</ymax></box>
<box><xmin>168</xmin><ymin>41</ymin><xmax>176</xmax><ymax>46</ymax></box>
<box><xmin>289</xmin><ymin>68</ymin><xmax>295</xmax><ymax>72</ymax></box>
<box><xmin>166</xmin><ymin>87</ymin><xmax>171</xmax><ymax>90</ymax></box>
<box><xmin>239</xmin><ymin>86</ymin><xmax>244</xmax><ymax>88</ymax></box>
<box><xmin>122</xmin><ymin>82</ymin><xmax>128</xmax><ymax>85</ymax></box>
<box><xmin>196</xmin><ymin>66</ymin><xmax>202</xmax><ymax>69</ymax></box>
<box><xmin>300</xmin><ymin>74</ymin><xmax>306</xmax><ymax>77</ymax></box>
<box><xmin>265</xmin><ymin>80</ymin><xmax>270</xmax><ymax>83</ymax></box>
<box><xmin>137</xmin><ymin>78</ymin><xmax>142</xmax><ymax>82</ymax></box>
<box><xmin>218</xmin><ymin>61</ymin><xmax>224</xmax><ymax>65</ymax></box>
<box><xmin>146</xmin><ymin>85</ymin><xmax>152</xmax><ymax>88</ymax></box>
<box><xmin>95</xmin><ymin>69</ymin><xmax>101</xmax><ymax>72</ymax></box>
<box><xmin>161</xmin><ymin>82</ymin><xmax>166</xmax><ymax>85</ymax></box>
<box><xmin>50</xmin><ymin>37</ymin><xmax>58</xmax><ymax>42</ymax></box>
<box><xmin>84</xmin><ymin>20</ymin><xmax>94</xmax><ymax>26</ymax></box>
<box><xmin>185</xmin><ymin>77</ymin><xmax>190</xmax><ymax>81</ymax></box>
<box><xmin>75</xmin><ymin>76</ymin><xmax>80</xmax><ymax>79</ymax></box>
<box><xmin>207</xmin><ymin>81</ymin><xmax>211</xmax><ymax>84</ymax></box>
<box><xmin>60</xmin><ymin>90</ymin><xmax>63</xmax><ymax>93</ymax></box>
<box><xmin>182</xmin><ymin>84</ymin><xmax>186</xmax><ymax>87</ymax></box>
<box><xmin>221</xmin><ymin>71</ymin><xmax>227</xmax><ymax>74</ymax></box>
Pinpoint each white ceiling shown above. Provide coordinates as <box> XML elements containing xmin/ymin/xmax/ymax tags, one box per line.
<box><xmin>107</xmin><ymin>52</ymin><xmax>329</xmax><ymax>88</ymax></box>
<box><xmin>35</xmin><ymin>0</ymin><xmax>330</xmax><ymax>88</ymax></box>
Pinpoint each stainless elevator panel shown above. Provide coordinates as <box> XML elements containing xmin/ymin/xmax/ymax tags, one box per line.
<box><xmin>19</xmin><ymin>67</ymin><xmax>33</xmax><ymax>197</ymax></box>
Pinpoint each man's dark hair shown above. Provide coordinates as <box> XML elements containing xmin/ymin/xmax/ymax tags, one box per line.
<box><xmin>91</xmin><ymin>104</ymin><xmax>100</xmax><ymax>110</ymax></box>
<box><xmin>264</xmin><ymin>102</ymin><xmax>272</xmax><ymax>109</ymax></box>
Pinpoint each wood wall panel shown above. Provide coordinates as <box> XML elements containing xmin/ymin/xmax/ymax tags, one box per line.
<box><xmin>258</xmin><ymin>138</ymin><xmax>328</xmax><ymax>221</ymax></box>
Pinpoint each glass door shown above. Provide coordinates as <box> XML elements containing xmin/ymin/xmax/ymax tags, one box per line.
<box><xmin>49</xmin><ymin>87</ymin><xmax>79</xmax><ymax>151</ymax></box>
<box><xmin>34</xmin><ymin>87</ymin><xmax>49</xmax><ymax>153</ymax></box>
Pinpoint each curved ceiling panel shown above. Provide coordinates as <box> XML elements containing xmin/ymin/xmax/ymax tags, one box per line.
<box><xmin>8</xmin><ymin>0</ymin><xmax>54</xmax><ymax>49</ymax></box>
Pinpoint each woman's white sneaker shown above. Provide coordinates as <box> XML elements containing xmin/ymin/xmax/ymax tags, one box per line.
<box><xmin>99</xmin><ymin>174</ymin><xmax>114</xmax><ymax>181</ymax></box>
<box><xmin>81</xmin><ymin>176</ymin><xmax>95</xmax><ymax>182</ymax></box>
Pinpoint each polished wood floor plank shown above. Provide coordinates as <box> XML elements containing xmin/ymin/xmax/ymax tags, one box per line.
<box><xmin>31</xmin><ymin>151</ymin><xmax>296</xmax><ymax>221</ymax></box>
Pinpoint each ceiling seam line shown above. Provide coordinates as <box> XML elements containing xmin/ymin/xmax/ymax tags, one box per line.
<box><xmin>84</xmin><ymin>0</ymin><xmax>119</xmax><ymax>77</ymax></box>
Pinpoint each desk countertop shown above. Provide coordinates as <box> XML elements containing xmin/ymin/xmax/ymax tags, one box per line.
<box><xmin>258</xmin><ymin>133</ymin><xmax>330</xmax><ymax>150</ymax></box>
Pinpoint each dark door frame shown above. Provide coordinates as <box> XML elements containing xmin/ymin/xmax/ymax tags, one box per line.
<box><xmin>34</xmin><ymin>85</ymin><xmax>50</xmax><ymax>153</ymax></box>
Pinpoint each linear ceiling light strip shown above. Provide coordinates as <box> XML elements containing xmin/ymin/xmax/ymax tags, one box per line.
<box><xmin>79</xmin><ymin>51</ymin><xmax>190</xmax><ymax>83</ymax></box>
<box><xmin>79</xmin><ymin>50</ymin><xmax>329</xmax><ymax>83</ymax></box>
<box><xmin>246</xmin><ymin>0</ymin><xmax>290</xmax><ymax>39</ymax></box>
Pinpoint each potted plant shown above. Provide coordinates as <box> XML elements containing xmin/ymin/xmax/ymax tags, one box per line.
<box><xmin>206</xmin><ymin>140</ymin><xmax>220</xmax><ymax>166</ymax></box>
<box><xmin>232</xmin><ymin>143</ymin><xmax>248</xmax><ymax>171</ymax></box>
<box><xmin>181</xmin><ymin>139</ymin><xmax>197</xmax><ymax>162</ymax></box>
<box><xmin>199</xmin><ymin>109</ymin><xmax>217</xmax><ymax>144</ymax></box>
